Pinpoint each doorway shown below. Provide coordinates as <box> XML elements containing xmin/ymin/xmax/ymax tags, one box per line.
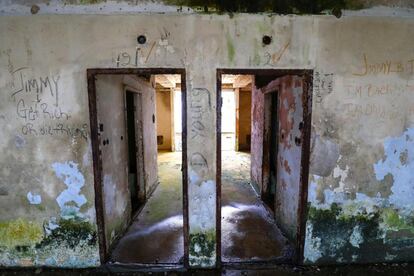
<box><xmin>216</xmin><ymin>69</ymin><xmax>312</xmax><ymax>264</ymax></box>
<box><xmin>125</xmin><ymin>90</ymin><xmax>145</xmax><ymax>214</ymax></box>
<box><xmin>87</xmin><ymin>69</ymin><xmax>188</xmax><ymax>266</ymax></box>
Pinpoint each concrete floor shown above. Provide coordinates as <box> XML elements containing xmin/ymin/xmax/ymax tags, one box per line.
<box><xmin>110</xmin><ymin>151</ymin><xmax>184</xmax><ymax>264</ymax></box>
<box><xmin>2</xmin><ymin>263</ymin><xmax>414</xmax><ymax>276</ymax></box>
<box><xmin>110</xmin><ymin>150</ymin><xmax>292</xmax><ymax>265</ymax></box>
<box><xmin>221</xmin><ymin>151</ymin><xmax>293</xmax><ymax>263</ymax></box>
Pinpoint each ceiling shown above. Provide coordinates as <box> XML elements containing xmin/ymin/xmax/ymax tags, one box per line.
<box><xmin>155</xmin><ymin>74</ymin><xmax>252</xmax><ymax>89</ymax></box>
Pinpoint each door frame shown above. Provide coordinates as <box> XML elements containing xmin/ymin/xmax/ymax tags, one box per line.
<box><xmin>87</xmin><ymin>68</ymin><xmax>188</xmax><ymax>266</ymax></box>
<box><xmin>216</xmin><ymin>69</ymin><xmax>313</xmax><ymax>265</ymax></box>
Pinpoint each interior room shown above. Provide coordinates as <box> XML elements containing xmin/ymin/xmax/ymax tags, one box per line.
<box><xmin>94</xmin><ymin>73</ymin><xmax>185</xmax><ymax>265</ymax></box>
<box><xmin>219</xmin><ymin>72</ymin><xmax>310</xmax><ymax>263</ymax></box>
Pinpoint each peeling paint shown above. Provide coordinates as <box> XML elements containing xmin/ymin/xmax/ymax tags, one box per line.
<box><xmin>188</xmin><ymin>170</ymin><xmax>215</xmax><ymax>231</ymax></box>
<box><xmin>52</xmin><ymin>161</ymin><xmax>87</xmax><ymax>219</ymax></box>
<box><xmin>304</xmin><ymin>222</ymin><xmax>322</xmax><ymax>262</ymax></box>
<box><xmin>374</xmin><ymin>127</ymin><xmax>414</xmax><ymax>215</ymax></box>
<box><xmin>349</xmin><ymin>225</ymin><xmax>363</xmax><ymax>248</ymax></box>
<box><xmin>26</xmin><ymin>191</ymin><xmax>41</xmax><ymax>205</ymax></box>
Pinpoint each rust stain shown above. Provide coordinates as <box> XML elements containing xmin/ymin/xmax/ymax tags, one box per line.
<box><xmin>283</xmin><ymin>159</ymin><xmax>291</xmax><ymax>174</ymax></box>
<box><xmin>278</xmin><ymin>76</ymin><xmax>297</xmax><ymax>149</ymax></box>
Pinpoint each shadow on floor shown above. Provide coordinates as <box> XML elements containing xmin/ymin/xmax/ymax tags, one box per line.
<box><xmin>1</xmin><ymin>263</ymin><xmax>413</xmax><ymax>276</ymax></box>
<box><xmin>221</xmin><ymin>151</ymin><xmax>294</xmax><ymax>263</ymax></box>
<box><xmin>110</xmin><ymin>151</ymin><xmax>184</xmax><ymax>264</ymax></box>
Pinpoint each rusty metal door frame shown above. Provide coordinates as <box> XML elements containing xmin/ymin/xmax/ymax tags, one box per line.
<box><xmin>87</xmin><ymin>68</ymin><xmax>189</xmax><ymax>267</ymax></box>
<box><xmin>216</xmin><ymin>69</ymin><xmax>313</xmax><ymax>265</ymax></box>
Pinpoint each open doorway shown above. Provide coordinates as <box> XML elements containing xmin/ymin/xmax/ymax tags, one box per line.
<box><xmin>125</xmin><ymin>90</ymin><xmax>145</xmax><ymax>214</ymax></box>
<box><xmin>87</xmin><ymin>69</ymin><xmax>188</xmax><ymax>266</ymax></box>
<box><xmin>217</xmin><ymin>70</ymin><xmax>312</xmax><ymax>264</ymax></box>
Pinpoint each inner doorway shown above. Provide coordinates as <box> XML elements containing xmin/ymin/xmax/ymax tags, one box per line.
<box><xmin>217</xmin><ymin>70</ymin><xmax>312</xmax><ymax>264</ymax></box>
<box><xmin>125</xmin><ymin>90</ymin><xmax>145</xmax><ymax>214</ymax></box>
<box><xmin>87</xmin><ymin>69</ymin><xmax>188</xmax><ymax>266</ymax></box>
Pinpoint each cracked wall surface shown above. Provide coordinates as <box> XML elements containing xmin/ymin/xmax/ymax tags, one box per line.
<box><xmin>0</xmin><ymin>2</ymin><xmax>413</xmax><ymax>267</ymax></box>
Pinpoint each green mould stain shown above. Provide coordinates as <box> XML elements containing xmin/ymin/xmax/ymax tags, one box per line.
<box><xmin>0</xmin><ymin>160</ymin><xmax>99</xmax><ymax>267</ymax></box>
<box><xmin>305</xmin><ymin>127</ymin><xmax>414</xmax><ymax>264</ymax></box>
<box><xmin>304</xmin><ymin>203</ymin><xmax>414</xmax><ymax>264</ymax></box>
<box><xmin>189</xmin><ymin>231</ymin><xmax>216</xmax><ymax>267</ymax></box>
<box><xmin>0</xmin><ymin>217</ymin><xmax>99</xmax><ymax>267</ymax></box>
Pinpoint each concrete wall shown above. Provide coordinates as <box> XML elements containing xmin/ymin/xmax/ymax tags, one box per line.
<box><xmin>156</xmin><ymin>89</ymin><xmax>172</xmax><ymax>151</ymax></box>
<box><xmin>96</xmin><ymin>75</ymin><xmax>131</xmax><ymax>250</ymax></box>
<box><xmin>0</xmin><ymin>3</ymin><xmax>414</xmax><ymax>267</ymax></box>
<box><xmin>238</xmin><ymin>89</ymin><xmax>251</xmax><ymax>151</ymax></box>
<box><xmin>304</xmin><ymin>18</ymin><xmax>414</xmax><ymax>264</ymax></box>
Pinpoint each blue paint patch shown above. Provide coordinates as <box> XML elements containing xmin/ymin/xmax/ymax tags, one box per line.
<box><xmin>26</xmin><ymin>191</ymin><xmax>41</xmax><ymax>204</ymax></box>
<box><xmin>52</xmin><ymin>161</ymin><xmax>87</xmax><ymax>219</ymax></box>
<box><xmin>374</xmin><ymin>127</ymin><xmax>414</xmax><ymax>215</ymax></box>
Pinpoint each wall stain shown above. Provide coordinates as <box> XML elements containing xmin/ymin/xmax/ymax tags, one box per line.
<box><xmin>162</xmin><ymin>0</ymin><xmax>366</xmax><ymax>14</ymax></box>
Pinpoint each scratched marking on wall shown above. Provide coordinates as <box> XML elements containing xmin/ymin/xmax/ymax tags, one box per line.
<box><xmin>353</xmin><ymin>54</ymin><xmax>414</xmax><ymax>76</ymax></box>
<box><xmin>190</xmin><ymin>88</ymin><xmax>210</xmax><ymax>139</ymax></box>
<box><xmin>314</xmin><ymin>72</ymin><xmax>333</xmax><ymax>104</ymax></box>
<box><xmin>6</xmin><ymin>62</ymin><xmax>88</xmax><ymax>141</ymax></box>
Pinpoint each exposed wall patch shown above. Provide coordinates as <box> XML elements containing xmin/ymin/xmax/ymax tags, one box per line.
<box><xmin>27</xmin><ymin>191</ymin><xmax>42</xmax><ymax>205</ymax></box>
<box><xmin>374</xmin><ymin>127</ymin><xmax>414</xmax><ymax>215</ymax></box>
<box><xmin>52</xmin><ymin>161</ymin><xmax>87</xmax><ymax>219</ymax></box>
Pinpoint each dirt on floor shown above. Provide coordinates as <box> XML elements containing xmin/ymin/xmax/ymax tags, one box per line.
<box><xmin>110</xmin><ymin>151</ymin><xmax>184</xmax><ymax>264</ymax></box>
<box><xmin>1</xmin><ymin>263</ymin><xmax>414</xmax><ymax>275</ymax></box>
<box><xmin>221</xmin><ymin>151</ymin><xmax>293</xmax><ymax>262</ymax></box>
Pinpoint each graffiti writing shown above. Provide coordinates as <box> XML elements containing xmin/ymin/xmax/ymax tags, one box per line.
<box><xmin>10</xmin><ymin>67</ymin><xmax>60</xmax><ymax>107</ymax></box>
<box><xmin>21</xmin><ymin>123</ymin><xmax>88</xmax><ymax>141</ymax></box>
<box><xmin>190</xmin><ymin>152</ymin><xmax>208</xmax><ymax>169</ymax></box>
<box><xmin>190</xmin><ymin>88</ymin><xmax>210</xmax><ymax>139</ymax></box>
<box><xmin>263</xmin><ymin>41</ymin><xmax>290</xmax><ymax>66</ymax></box>
<box><xmin>353</xmin><ymin>54</ymin><xmax>414</xmax><ymax>77</ymax></box>
<box><xmin>16</xmin><ymin>99</ymin><xmax>70</xmax><ymax>121</ymax></box>
<box><xmin>344</xmin><ymin>103</ymin><xmax>401</xmax><ymax>120</ymax></box>
<box><xmin>345</xmin><ymin>82</ymin><xmax>414</xmax><ymax>98</ymax></box>
<box><xmin>113</xmin><ymin>45</ymin><xmax>156</xmax><ymax>67</ymax></box>
<box><xmin>314</xmin><ymin>72</ymin><xmax>334</xmax><ymax>103</ymax></box>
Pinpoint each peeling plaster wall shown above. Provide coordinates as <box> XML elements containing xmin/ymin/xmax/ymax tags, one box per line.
<box><xmin>95</xmin><ymin>75</ymin><xmax>131</xmax><ymax>251</ymax></box>
<box><xmin>305</xmin><ymin>17</ymin><xmax>414</xmax><ymax>264</ymax></box>
<box><xmin>0</xmin><ymin>6</ymin><xmax>414</xmax><ymax>267</ymax></box>
<box><xmin>0</xmin><ymin>15</ymin><xmax>99</xmax><ymax>266</ymax></box>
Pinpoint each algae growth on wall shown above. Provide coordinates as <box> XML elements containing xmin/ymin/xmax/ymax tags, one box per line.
<box><xmin>305</xmin><ymin>16</ymin><xmax>414</xmax><ymax>263</ymax></box>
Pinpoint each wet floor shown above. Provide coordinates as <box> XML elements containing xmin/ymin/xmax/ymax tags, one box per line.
<box><xmin>110</xmin><ymin>150</ymin><xmax>292</xmax><ymax>264</ymax></box>
<box><xmin>221</xmin><ymin>151</ymin><xmax>293</xmax><ymax>263</ymax></box>
<box><xmin>110</xmin><ymin>151</ymin><xmax>184</xmax><ymax>264</ymax></box>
